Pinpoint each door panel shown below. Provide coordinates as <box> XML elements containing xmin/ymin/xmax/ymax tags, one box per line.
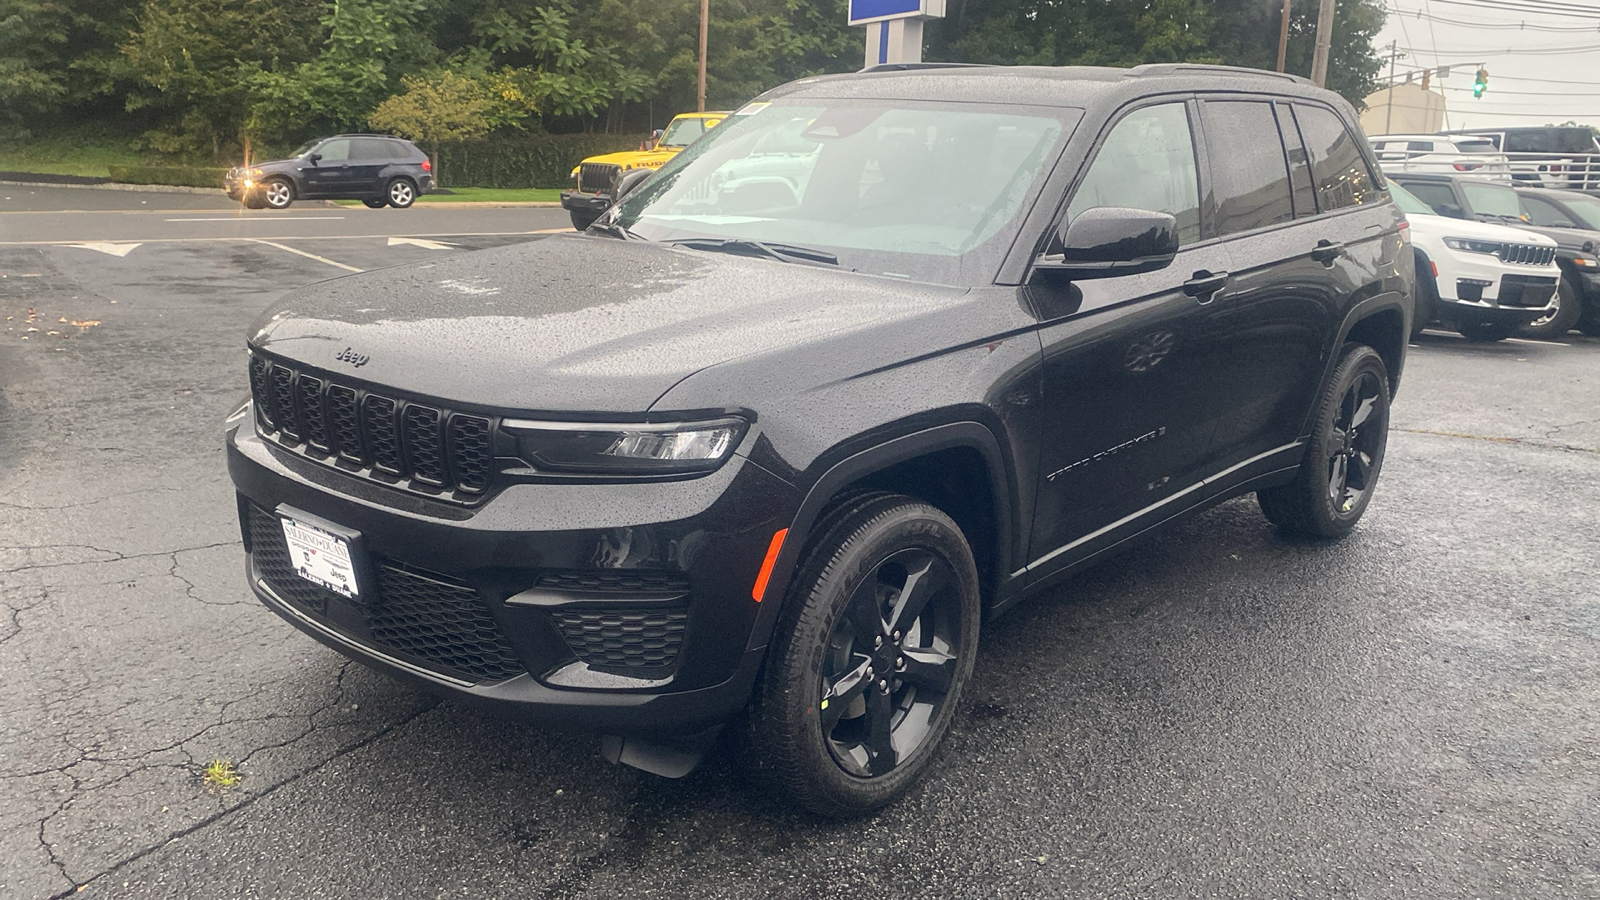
<box><xmin>300</xmin><ymin>139</ymin><xmax>352</xmax><ymax>196</ymax></box>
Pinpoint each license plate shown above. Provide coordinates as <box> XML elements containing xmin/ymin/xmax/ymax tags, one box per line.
<box><xmin>280</xmin><ymin>516</ymin><xmax>361</xmax><ymax>600</ymax></box>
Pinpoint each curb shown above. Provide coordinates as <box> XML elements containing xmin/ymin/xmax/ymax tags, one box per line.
<box><xmin>0</xmin><ymin>179</ymin><xmax>221</xmax><ymax>195</ymax></box>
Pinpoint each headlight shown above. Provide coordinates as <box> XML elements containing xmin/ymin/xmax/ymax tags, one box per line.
<box><xmin>1572</xmin><ymin>255</ymin><xmax>1598</xmax><ymax>268</ymax></box>
<box><xmin>1443</xmin><ymin>237</ymin><xmax>1505</xmax><ymax>255</ymax></box>
<box><xmin>502</xmin><ymin>417</ymin><xmax>746</xmax><ymax>475</ymax></box>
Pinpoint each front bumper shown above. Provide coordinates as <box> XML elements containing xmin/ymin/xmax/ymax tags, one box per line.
<box><xmin>560</xmin><ymin>191</ymin><xmax>612</xmax><ymax>213</ymax></box>
<box><xmin>227</xmin><ymin>420</ymin><xmax>799</xmax><ymax>735</ymax></box>
<box><xmin>1434</xmin><ymin>251</ymin><xmax>1558</xmax><ymax>324</ymax></box>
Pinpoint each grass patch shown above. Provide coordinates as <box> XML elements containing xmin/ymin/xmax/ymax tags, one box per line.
<box><xmin>200</xmin><ymin>759</ymin><xmax>242</xmax><ymax>793</ymax></box>
<box><xmin>419</xmin><ymin>187</ymin><xmax>562</xmax><ymax>203</ymax></box>
<box><xmin>0</xmin><ymin>127</ymin><xmax>152</xmax><ymax>178</ymax></box>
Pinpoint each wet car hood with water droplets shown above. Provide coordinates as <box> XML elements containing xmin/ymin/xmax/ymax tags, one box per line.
<box><xmin>248</xmin><ymin>234</ymin><xmax>970</xmax><ymax>413</ymax></box>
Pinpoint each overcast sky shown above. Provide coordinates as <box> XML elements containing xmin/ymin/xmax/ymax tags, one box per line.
<box><xmin>1372</xmin><ymin>0</ymin><xmax>1600</xmax><ymax>130</ymax></box>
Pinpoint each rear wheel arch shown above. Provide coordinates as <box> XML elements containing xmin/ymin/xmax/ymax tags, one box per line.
<box><xmin>745</xmin><ymin>422</ymin><xmax>1015</xmax><ymax>654</ymax></box>
<box><xmin>1338</xmin><ymin>301</ymin><xmax>1407</xmax><ymax>397</ymax></box>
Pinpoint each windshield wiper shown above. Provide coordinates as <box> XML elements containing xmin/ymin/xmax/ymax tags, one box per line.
<box><xmin>588</xmin><ymin>220</ymin><xmax>639</xmax><ymax>241</ymax></box>
<box><xmin>667</xmin><ymin>237</ymin><xmax>838</xmax><ymax>266</ymax></box>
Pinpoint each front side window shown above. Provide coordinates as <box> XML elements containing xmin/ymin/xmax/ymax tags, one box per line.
<box><xmin>615</xmin><ymin>100</ymin><xmax>1076</xmax><ymax>284</ymax></box>
<box><xmin>1296</xmin><ymin>105</ymin><xmax>1378</xmax><ymax>211</ymax></box>
<box><xmin>1519</xmin><ymin>195</ymin><xmax>1576</xmax><ymax>228</ymax></box>
<box><xmin>1460</xmin><ymin>181</ymin><xmax>1524</xmax><ymax>221</ymax></box>
<box><xmin>1065</xmin><ymin>102</ymin><xmax>1200</xmax><ymax>245</ymax></box>
<box><xmin>1403</xmin><ymin>182</ymin><xmax>1463</xmax><ymax>217</ymax></box>
<box><xmin>1202</xmin><ymin>101</ymin><xmax>1294</xmax><ymax>235</ymax></box>
<box><xmin>317</xmin><ymin>140</ymin><xmax>351</xmax><ymax>162</ymax></box>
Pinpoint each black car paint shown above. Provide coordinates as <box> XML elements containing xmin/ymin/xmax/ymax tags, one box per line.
<box><xmin>227</xmin><ymin>134</ymin><xmax>433</xmax><ymax>202</ymax></box>
<box><xmin>228</xmin><ymin>65</ymin><xmax>1411</xmax><ymax>743</ymax></box>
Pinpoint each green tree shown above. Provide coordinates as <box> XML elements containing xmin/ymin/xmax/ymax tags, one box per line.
<box><xmin>0</xmin><ymin>0</ymin><xmax>70</xmax><ymax>138</ymax></box>
<box><xmin>368</xmin><ymin>70</ymin><xmax>494</xmax><ymax>184</ymax></box>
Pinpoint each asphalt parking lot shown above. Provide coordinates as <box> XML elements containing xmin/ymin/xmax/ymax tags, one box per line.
<box><xmin>3</xmin><ymin>185</ymin><xmax>1598</xmax><ymax>900</ymax></box>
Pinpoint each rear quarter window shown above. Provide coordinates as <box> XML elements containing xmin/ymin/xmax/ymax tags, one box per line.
<box><xmin>1295</xmin><ymin>105</ymin><xmax>1379</xmax><ymax>211</ymax></box>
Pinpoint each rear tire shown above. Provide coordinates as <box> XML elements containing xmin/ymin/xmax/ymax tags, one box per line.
<box><xmin>385</xmin><ymin>178</ymin><xmax>417</xmax><ymax>208</ymax></box>
<box><xmin>570</xmin><ymin>209</ymin><xmax>600</xmax><ymax>231</ymax></box>
<box><xmin>740</xmin><ymin>493</ymin><xmax>980</xmax><ymax>818</ymax></box>
<box><xmin>1519</xmin><ymin>277</ymin><xmax>1582</xmax><ymax>339</ymax></box>
<box><xmin>1411</xmin><ymin>261</ymin><xmax>1438</xmax><ymax>339</ymax></box>
<box><xmin>1257</xmin><ymin>343</ymin><xmax>1390</xmax><ymax>539</ymax></box>
<box><xmin>1458</xmin><ymin>320</ymin><xmax>1516</xmax><ymax>342</ymax></box>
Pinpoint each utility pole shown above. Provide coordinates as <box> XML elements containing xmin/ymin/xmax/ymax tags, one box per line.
<box><xmin>697</xmin><ymin>0</ymin><xmax>709</xmax><ymax>113</ymax></box>
<box><xmin>1310</xmin><ymin>0</ymin><xmax>1336</xmax><ymax>88</ymax></box>
<box><xmin>1383</xmin><ymin>41</ymin><xmax>1402</xmax><ymax>133</ymax></box>
<box><xmin>1276</xmin><ymin>0</ymin><xmax>1292</xmax><ymax>73</ymax></box>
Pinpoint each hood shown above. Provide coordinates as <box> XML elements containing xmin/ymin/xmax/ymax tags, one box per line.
<box><xmin>573</xmin><ymin>148</ymin><xmax>680</xmax><ymax>172</ymax></box>
<box><xmin>248</xmin><ymin>235</ymin><xmax>969</xmax><ymax>414</ymax></box>
<box><xmin>1407</xmin><ymin>213</ymin><xmax>1557</xmax><ymax>246</ymax></box>
<box><xmin>243</xmin><ymin>157</ymin><xmax>304</xmax><ymax>173</ymax></box>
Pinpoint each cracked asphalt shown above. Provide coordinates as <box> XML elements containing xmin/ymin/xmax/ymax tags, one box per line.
<box><xmin>3</xmin><ymin>186</ymin><xmax>1598</xmax><ymax>899</ymax></box>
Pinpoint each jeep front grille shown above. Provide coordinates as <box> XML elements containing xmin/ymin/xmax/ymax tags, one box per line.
<box><xmin>579</xmin><ymin>162</ymin><xmax>622</xmax><ymax>195</ymax></box>
<box><xmin>248</xmin><ymin>352</ymin><xmax>494</xmax><ymax>499</ymax></box>
<box><xmin>1499</xmin><ymin>243</ymin><xmax>1556</xmax><ymax>266</ymax></box>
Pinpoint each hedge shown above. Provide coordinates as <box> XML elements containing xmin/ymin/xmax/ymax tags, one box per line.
<box><xmin>108</xmin><ymin>164</ymin><xmax>229</xmax><ymax>188</ymax></box>
<box><xmin>436</xmin><ymin>133</ymin><xmax>647</xmax><ymax>189</ymax></box>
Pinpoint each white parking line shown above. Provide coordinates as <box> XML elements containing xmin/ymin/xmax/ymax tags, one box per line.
<box><xmin>251</xmin><ymin>239</ymin><xmax>362</xmax><ymax>273</ymax></box>
<box><xmin>1505</xmin><ymin>337</ymin><xmax>1570</xmax><ymax>347</ymax></box>
<box><xmin>163</xmin><ymin>216</ymin><xmax>345</xmax><ymax>222</ymax></box>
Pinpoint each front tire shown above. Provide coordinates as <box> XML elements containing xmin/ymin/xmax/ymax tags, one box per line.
<box><xmin>1257</xmin><ymin>343</ymin><xmax>1391</xmax><ymax>539</ymax></box>
<box><xmin>741</xmin><ymin>493</ymin><xmax>981</xmax><ymax>818</ymax></box>
<box><xmin>386</xmin><ymin>178</ymin><xmax>416</xmax><ymax>209</ymax></box>
<box><xmin>261</xmin><ymin>178</ymin><xmax>294</xmax><ymax>210</ymax></box>
<box><xmin>362</xmin><ymin>198</ymin><xmax>387</xmax><ymax>209</ymax></box>
<box><xmin>1520</xmin><ymin>277</ymin><xmax>1583</xmax><ymax>339</ymax></box>
<box><xmin>1458</xmin><ymin>320</ymin><xmax>1516</xmax><ymax>342</ymax></box>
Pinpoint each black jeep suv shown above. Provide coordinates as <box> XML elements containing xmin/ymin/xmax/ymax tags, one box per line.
<box><xmin>226</xmin><ymin>134</ymin><xmax>433</xmax><ymax>210</ymax></box>
<box><xmin>227</xmin><ymin>64</ymin><xmax>1413</xmax><ymax>817</ymax></box>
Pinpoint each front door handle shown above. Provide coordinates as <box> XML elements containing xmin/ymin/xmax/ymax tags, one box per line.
<box><xmin>1311</xmin><ymin>240</ymin><xmax>1345</xmax><ymax>265</ymax></box>
<box><xmin>1181</xmin><ymin>270</ymin><xmax>1230</xmax><ymax>303</ymax></box>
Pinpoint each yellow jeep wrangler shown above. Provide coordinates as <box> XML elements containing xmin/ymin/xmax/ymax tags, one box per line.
<box><xmin>561</xmin><ymin>111</ymin><xmax>728</xmax><ymax>230</ymax></box>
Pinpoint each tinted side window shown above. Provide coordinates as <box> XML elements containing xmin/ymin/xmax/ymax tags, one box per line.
<box><xmin>349</xmin><ymin>139</ymin><xmax>387</xmax><ymax>161</ymax></box>
<box><xmin>1296</xmin><ymin>105</ymin><xmax>1378</xmax><ymax>211</ymax></box>
<box><xmin>1202</xmin><ymin>101</ymin><xmax>1294</xmax><ymax>235</ymax></box>
<box><xmin>388</xmin><ymin>140</ymin><xmax>414</xmax><ymax>158</ymax></box>
<box><xmin>1520</xmin><ymin>195</ymin><xmax>1576</xmax><ymax>227</ymax></box>
<box><xmin>1280</xmin><ymin>106</ymin><xmax>1318</xmax><ymax>216</ymax></box>
<box><xmin>1403</xmin><ymin>182</ymin><xmax>1461</xmax><ymax>216</ymax></box>
<box><xmin>1407</xmin><ymin>141</ymin><xmax>1434</xmax><ymax>152</ymax></box>
<box><xmin>317</xmin><ymin>139</ymin><xmax>351</xmax><ymax>162</ymax></box>
<box><xmin>1066</xmin><ymin>102</ymin><xmax>1201</xmax><ymax>245</ymax></box>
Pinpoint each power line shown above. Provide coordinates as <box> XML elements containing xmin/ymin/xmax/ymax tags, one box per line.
<box><xmin>1428</xmin><ymin>0</ymin><xmax>1600</xmax><ymax>20</ymax></box>
<box><xmin>1400</xmin><ymin>42</ymin><xmax>1600</xmax><ymax>55</ymax></box>
<box><xmin>1386</xmin><ymin>6</ymin><xmax>1600</xmax><ymax>31</ymax></box>
<box><xmin>1439</xmin><ymin>84</ymin><xmax>1598</xmax><ymax>96</ymax></box>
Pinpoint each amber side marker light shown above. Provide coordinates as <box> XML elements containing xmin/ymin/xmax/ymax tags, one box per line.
<box><xmin>751</xmin><ymin>528</ymin><xmax>789</xmax><ymax>602</ymax></box>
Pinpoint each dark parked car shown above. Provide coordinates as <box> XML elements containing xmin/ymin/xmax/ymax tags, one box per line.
<box><xmin>1511</xmin><ymin>186</ymin><xmax>1600</xmax><ymax>336</ymax></box>
<box><xmin>1390</xmin><ymin>172</ymin><xmax>1595</xmax><ymax>337</ymax></box>
<box><xmin>227</xmin><ymin>134</ymin><xmax>433</xmax><ymax>210</ymax></box>
<box><xmin>228</xmin><ymin>64</ymin><xmax>1412</xmax><ymax>816</ymax></box>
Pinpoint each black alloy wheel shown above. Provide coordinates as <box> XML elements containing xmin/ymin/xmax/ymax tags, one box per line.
<box><xmin>742</xmin><ymin>493</ymin><xmax>980</xmax><ymax>818</ymax></box>
<box><xmin>1258</xmin><ymin>343</ymin><xmax>1391</xmax><ymax>538</ymax></box>
<box><xmin>819</xmin><ymin>546</ymin><xmax>963</xmax><ymax>778</ymax></box>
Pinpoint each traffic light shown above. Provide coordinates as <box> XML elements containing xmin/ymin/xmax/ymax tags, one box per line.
<box><xmin>1473</xmin><ymin>67</ymin><xmax>1488</xmax><ymax>98</ymax></box>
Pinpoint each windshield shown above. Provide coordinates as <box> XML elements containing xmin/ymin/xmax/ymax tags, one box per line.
<box><xmin>659</xmin><ymin>117</ymin><xmax>713</xmax><ymax>148</ymax></box>
<box><xmin>1461</xmin><ymin>181</ymin><xmax>1525</xmax><ymax>219</ymax></box>
<box><xmin>614</xmin><ymin>100</ymin><xmax>1076</xmax><ymax>284</ymax></box>
<box><xmin>1389</xmin><ymin>183</ymin><xmax>1436</xmax><ymax>216</ymax></box>
<box><xmin>1558</xmin><ymin>193</ymin><xmax>1600</xmax><ymax>230</ymax></box>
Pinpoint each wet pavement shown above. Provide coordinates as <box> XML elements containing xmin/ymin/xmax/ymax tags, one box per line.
<box><xmin>2</xmin><ymin>187</ymin><xmax>1597</xmax><ymax>899</ymax></box>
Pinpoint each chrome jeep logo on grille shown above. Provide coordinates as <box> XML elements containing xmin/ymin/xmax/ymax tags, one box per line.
<box><xmin>334</xmin><ymin>347</ymin><xmax>370</xmax><ymax>368</ymax></box>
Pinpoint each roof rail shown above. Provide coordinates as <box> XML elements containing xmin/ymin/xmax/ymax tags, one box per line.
<box><xmin>858</xmin><ymin>62</ymin><xmax>992</xmax><ymax>74</ymax></box>
<box><xmin>1128</xmin><ymin>63</ymin><xmax>1310</xmax><ymax>85</ymax></box>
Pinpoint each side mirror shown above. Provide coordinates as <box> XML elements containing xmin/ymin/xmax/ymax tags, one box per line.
<box><xmin>612</xmin><ymin>168</ymin><xmax>653</xmax><ymax>202</ymax></box>
<box><xmin>307</xmin><ymin>153</ymin><xmax>322</xmax><ymax>165</ymax></box>
<box><xmin>1034</xmin><ymin>207</ymin><xmax>1179</xmax><ymax>279</ymax></box>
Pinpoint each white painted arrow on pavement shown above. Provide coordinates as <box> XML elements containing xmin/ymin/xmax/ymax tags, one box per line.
<box><xmin>387</xmin><ymin>237</ymin><xmax>457</xmax><ymax>251</ymax></box>
<box><xmin>70</xmin><ymin>242</ymin><xmax>143</xmax><ymax>257</ymax></box>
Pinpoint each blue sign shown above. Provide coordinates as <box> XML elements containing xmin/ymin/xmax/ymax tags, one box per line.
<box><xmin>848</xmin><ymin>0</ymin><xmax>929</xmax><ymax>26</ymax></box>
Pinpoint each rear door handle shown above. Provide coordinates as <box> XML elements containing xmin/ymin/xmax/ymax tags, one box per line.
<box><xmin>1181</xmin><ymin>270</ymin><xmax>1230</xmax><ymax>303</ymax></box>
<box><xmin>1311</xmin><ymin>240</ymin><xmax>1345</xmax><ymax>264</ymax></box>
